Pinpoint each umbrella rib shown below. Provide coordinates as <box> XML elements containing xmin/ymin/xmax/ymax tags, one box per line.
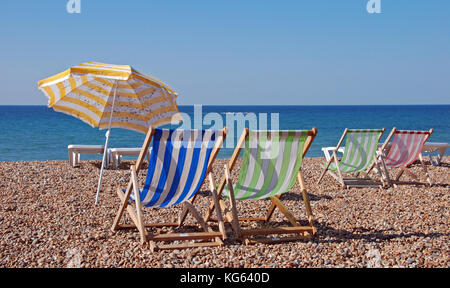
<box><xmin>97</xmin><ymin>79</ymin><xmax>118</xmax><ymax>129</ymax></box>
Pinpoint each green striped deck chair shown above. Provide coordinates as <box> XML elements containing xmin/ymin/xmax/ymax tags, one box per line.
<box><xmin>208</xmin><ymin>128</ymin><xmax>318</xmax><ymax>244</ymax></box>
<box><xmin>111</xmin><ymin>126</ymin><xmax>228</xmax><ymax>251</ymax></box>
<box><xmin>317</xmin><ymin>128</ymin><xmax>386</xmax><ymax>188</ymax></box>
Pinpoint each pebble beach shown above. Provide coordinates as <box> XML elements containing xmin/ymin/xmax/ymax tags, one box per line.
<box><xmin>0</xmin><ymin>157</ymin><xmax>448</xmax><ymax>268</ymax></box>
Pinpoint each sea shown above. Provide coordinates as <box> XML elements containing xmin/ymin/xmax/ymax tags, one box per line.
<box><xmin>0</xmin><ymin>105</ymin><xmax>449</xmax><ymax>161</ymax></box>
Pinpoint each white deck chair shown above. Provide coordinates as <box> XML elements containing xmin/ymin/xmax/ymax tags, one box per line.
<box><xmin>109</xmin><ymin>147</ymin><xmax>152</xmax><ymax>169</ymax></box>
<box><xmin>68</xmin><ymin>145</ymin><xmax>106</xmax><ymax>167</ymax></box>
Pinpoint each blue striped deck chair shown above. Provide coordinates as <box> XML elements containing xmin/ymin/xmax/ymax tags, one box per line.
<box><xmin>111</xmin><ymin>127</ymin><xmax>227</xmax><ymax>251</ymax></box>
<box><xmin>317</xmin><ymin>128</ymin><xmax>386</xmax><ymax>189</ymax></box>
<box><xmin>207</xmin><ymin>128</ymin><xmax>318</xmax><ymax>244</ymax></box>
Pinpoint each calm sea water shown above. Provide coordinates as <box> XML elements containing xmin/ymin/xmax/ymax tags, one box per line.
<box><xmin>0</xmin><ymin>105</ymin><xmax>449</xmax><ymax>161</ymax></box>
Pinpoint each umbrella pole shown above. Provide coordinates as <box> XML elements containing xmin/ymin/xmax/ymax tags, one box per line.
<box><xmin>95</xmin><ymin>80</ymin><xmax>118</xmax><ymax>205</ymax></box>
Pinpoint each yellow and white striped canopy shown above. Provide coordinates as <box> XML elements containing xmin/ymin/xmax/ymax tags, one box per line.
<box><xmin>37</xmin><ymin>62</ymin><xmax>182</xmax><ymax>134</ymax></box>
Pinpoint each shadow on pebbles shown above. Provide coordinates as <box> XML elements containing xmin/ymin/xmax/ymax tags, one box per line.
<box><xmin>0</xmin><ymin>157</ymin><xmax>448</xmax><ymax>267</ymax></box>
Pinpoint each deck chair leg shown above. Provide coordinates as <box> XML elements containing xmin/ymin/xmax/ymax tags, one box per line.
<box><xmin>270</xmin><ymin>196</ymin><xmax>299</xmax><ymax>227</ymax></box>
<box><xmin>372</xmin><ymin>155</ymin><xmax>386</xmax><ymax>188</ymax></box>
<box><xmin>178</xmin><ymin>201</ymin><xmax>189</xmax><ymax>226</ymax></box>
<box><xmin>366</xmin><ymin>161</ymin><xmax>376</xmax><ymax>175</ymax></box>
<box><xmin>111</xmin><ymin>180</ymin><xmax>134</xmax><ymax>232</ymax></box>
<box><xmin>265</xmin><ymin>194</ymin><xmax>281</xmax><ymax>222</ymax></box>
<box><xmin>403</xmin><ymin>167</ymin><xmax>419</xmax><ymax>181</ymax></box>
<box><xmin>111</xmin><ymin>168</ymin><xmax>148</xmax><ymax>244</ymax></box>
<box><xmin>131</xmin><ymin>166</ymin><xmax>147</xmax><ymax>244</ymax></box>
<box><xmin>75</xmin><ymin>153</ymin><xmax>80</xmax><ymax>166</ymax></box>
<box><xmin>205</xmin><ymin>200</ymin><xmax>216</xmax><ymax>222</ymax></box>
<box><xmin>228</xmin><ymin>196</ymin><xmax>241</xmax><ymax>240</ymax></box>
<box><xmin>394</xmin><ymin>165</ymin><xmax>418</xmax><ymax>186</ymax></box>
<box><xmin>206</xmin><ymin>131</ymin><xmax>247</xmax><ymax>222</ymax></box>
<box><xmin>208</xmin><ymin>174</ymin><xmax>227</xmax><ymax>240</ymax></box>
<box><xmin>69</xmin><ymin>151</ymin><xmax>74</xmax><ymax>167</ymax></box>
<box><xmin>224</xmin><ymin>165</ymin><xmax>242</xmax><ymax>240</ymax></box>
<box><xmin>317</xmin><ymin>156</ymin><xmax>334</xmax><ymax>184</ymax></box>
<box><xmin>297</xmin><ymin>170</ymin><xmax>315</xmax><ymax>229</ymax></box>
<box><xmin>392</xmin><ymin>167</ymin><xmax>403</xmax><ymax>188</ymax></box>
<box><xmin>318</xmin><ymin>129</ymin><xmax>348</xmax><ymax>185</ymax></box>
<box><xmin>379</xmin><ymin>154</ymin><xmax>392</xmax><ymax>187</ymax></box>
<box><xmin>204</xmin><ymin>175</ymin><xmax>227</xmax><ymax>222</ymax></box>
<box><xmin>332</xmin><ymin>151</ymin><xmax>345</xmax><ymax>187</ymax></box>
<box><xmin>369</xmin><ymin>148</ymin><xmax>387</xmax><ymax>176</ymax></box>
<box><xmin>183</xmin><ymin>202</ymin><xmax>209</xmax><ymax>232</ymax></box>
<box><xmin>419</xmin><ymin>153</ymin><xmax>432</xmax><ymax>186</ymax></box>
<box><xmin>178</xmin><ymin>194</ymin><xmax>198</xmax><ymax>226</ymax></box>
<box><xmin>395</xmin><ymin>166</ymin><xmax>405</xmax><ymax>182</ymax></box>
<box><xmin>175</xmin><ymin>187</ymin><xmax>225</xmax><ymax>244</ymax></box>
<box><xmin>204</xmin><ymin>178</ymin><xmax>226</xmax><ymax>223</ymax></box>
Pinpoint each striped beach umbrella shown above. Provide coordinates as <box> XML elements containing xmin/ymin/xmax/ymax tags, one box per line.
<box><xmin>37</xmin><ymin>62</ymin><xmax>182</xmax><ymax>204</ymax></box>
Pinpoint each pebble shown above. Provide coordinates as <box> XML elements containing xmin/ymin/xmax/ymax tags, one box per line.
<box><xmin>0</xmin><ymin>158</ymin><xmax>448</xmax><ymax>268</ymax></box>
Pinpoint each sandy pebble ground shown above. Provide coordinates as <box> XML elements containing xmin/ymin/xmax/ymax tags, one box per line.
<box><xmin>0</xmin><ymin>157</ymin><xmax>448</xmax><ymax>268</ymax></box>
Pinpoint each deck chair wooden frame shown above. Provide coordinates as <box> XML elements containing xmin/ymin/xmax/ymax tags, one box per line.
<box><xmin>111</xmin><ymin>127</ymin><xmax>227</xmax><ymax>251</ymax></box>
<box><xmin>375</xmin><ymin>128</ymin><xmax>434</xmax><ymax>187</ymax></box>
<box><xmin>317</xmin><ymin>128</ymin><xmax>386</xmax><ymax>189</ymax></box>
<box><xmin>206</xmin><ymin>127</ymin><xmax>318</xmax><ymax>245</ymax></box>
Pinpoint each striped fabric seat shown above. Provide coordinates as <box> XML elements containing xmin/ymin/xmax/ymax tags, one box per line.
<box><xmin>130</xmin><ymin>129</ymin><xmax>222</xmax><ymax>208</ymax></box>
<box><xmin>329</xmin><ymin>129</ymin><xmax>382</xmax><ymax>173</ymax></box>
<box><xmin>224</xmin><ymin>130</ymin><xmax>308</xmax><ymax>201</ymax></box>
<box><xmin>383</xmin><ymin>130</ymin><xmax>430</xmax><ymax>168</ymax></box>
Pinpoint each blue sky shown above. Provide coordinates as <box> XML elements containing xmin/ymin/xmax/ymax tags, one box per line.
<box><xmin>0</xmin><ymin>0</ymin><xmax>448</xmax><ymax>105</ymax></box>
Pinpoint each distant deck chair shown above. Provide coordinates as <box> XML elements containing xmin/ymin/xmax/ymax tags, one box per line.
<box><xmin>68</xmin><ymin>144</ymin><xmax>105</xmax><ymax>167</ymax></box>
<box><xmin>317</xmin><ymin>129</ymin><xmax>386</xmax><ymax>188</ymax></box>
<box><xmin>111</xmin><ymin>127</ymin><xmax>227</xmax><ymax>251</ymax></box>
<box><xmin>206</xmin><ymin>128</ymin><xmax>318</xmax><ymax>244</ymax></box>
<box><xmin>108</xmin><ymin>147</ymin><xmax>151</xmax><ymax>169</ymax></box>
<box><xmin>377</xmin><ymin>128</ymin><xmax>434</xmax><ymax>186</ymax></box>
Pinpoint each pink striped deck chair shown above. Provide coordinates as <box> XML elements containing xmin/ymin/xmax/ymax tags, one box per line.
<box><xmin>378</xmin><ymin>128</ymin><xmax>434</xmax><ymax>186</ymax></box>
